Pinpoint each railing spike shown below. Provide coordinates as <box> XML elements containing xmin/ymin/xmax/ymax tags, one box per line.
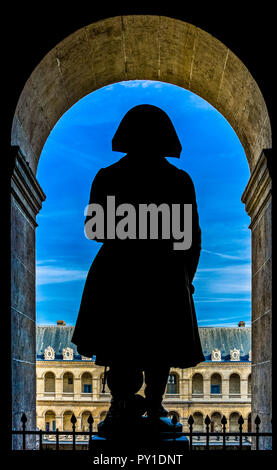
<box><xmin>71</xmin><ymin>413</ymin><xmax>77</xmax><ymax>424</ymax></box>
<box><xmin>254</xmin><ymin>415</ymin><xmax>261</xmax><ymax>425</ymax></box>
<box><xmin>88</xmin><ymin>413</ymin><xmax>94</xmax><ymax>425</ymax></box>
<box><xmin>21</xmin><ymin>413</ymin><xmax>27</xmax><ymax>424</ymax></box>
<box><xmin>204</xmin><ymin>415</ymin><xmax>211</xmax><ymax>425</ymax></box>
<box><xmin>188</xmin><ymin>415</ymin><xmax>194</xmax><ymax>425</ymax></box>
<box><xmin>221</xmin><ymin>415</ymin><xmax>227</xmax><ymax>425</ymax></box>
<box><xmin>238</xmin><ymin>415</ymin><xmax>244</xmax><ymax>425</ymax></box>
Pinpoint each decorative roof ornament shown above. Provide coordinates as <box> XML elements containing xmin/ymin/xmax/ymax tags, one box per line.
<box><xmin>211</xmin><ymin>349</ymin><xmax>221</xmax><ymax>361</ymax></box>
<box><xmin>44</xmin><ymin>346</ymin><xmax>55</xmax><ymax>360</ymax></box>
<box><xmin>62</xmin><ymin>347</ymin><xmax>74</xmax><ymax>360</ymax></box>
<box><xmin>230</xmin><ymin>348</ymin><xmax>240</xmax><ymax>361</ymax></box>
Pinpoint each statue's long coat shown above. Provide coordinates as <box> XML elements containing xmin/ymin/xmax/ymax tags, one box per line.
<box><xmin>71</xmin><ymin>154</ymin><xmax>205</xmax><ymax>368</ymax></box>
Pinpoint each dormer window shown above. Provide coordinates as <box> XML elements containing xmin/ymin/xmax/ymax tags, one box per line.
<box><xmin>211</xmin><ymin>349</ymin><xmax>221</xmax><ymax>361</ymax></box>
<box><xmin>62</xmin><ymin>347</ymin><xmax>73</xmax><ymax>360</ymax></box>
<box><xmin>44</xmin><ymin>346</ymin><xmax>55</xmax><ymax>360</ymax></box>
<box><xmin>230</xmin><ymin>348</ymin><xmax>240</xmax><ymax>361</ymax></box>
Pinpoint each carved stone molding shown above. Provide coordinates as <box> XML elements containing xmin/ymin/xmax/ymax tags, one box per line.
<box><xmin>62</xmin><ymin>347</ymin><xmax>74</xmax><ymax>360</ymax></box>
<box><xmin>241</xmin><ymin>149</ymin><xmax>272</xmax><ymax>230</ymax></box>
<box><xmin>211</xmin><ymin>349</ymin><xmax>221</xmax><ymax>361</ymax></box>
<box><xmin>10</xmin><ymin>146</ymin><xmax>46</xmax><ymax>229</ymax></box>
<box><xmin>230</xmin><ymin>348</ymin><xmax>240</xmax><ymax>361</ymax></box>
<box><xmin>44</xmin><ymin>346</ymin><xmax>55</xmax><ymax>360</ymax></box>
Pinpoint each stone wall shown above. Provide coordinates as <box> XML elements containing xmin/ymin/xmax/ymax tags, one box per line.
<box><xmin>36</xmin><ymin>360</ymin><xmax>251</xmax><ymax>433</ymax></box>
<box><xmin>242</xmin><ymin>149</ymin><xmax>272</xmax><ymax>449</ymax></box>
<box><xmin>11</xmin><ymin>148</ymin><xmax>45</xmax><ymax>449</ymax></box>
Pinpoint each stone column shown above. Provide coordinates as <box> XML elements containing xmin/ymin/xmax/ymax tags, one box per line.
<box><xmin>56</xmin><ymin>377</ymin><xmax>63</xmax><ymax>399</ymax></box>
<box><xmin>11</xmin><ymin>147</ymin><xmax>46</xmax><ymax>449</ymax></box>
<box><xmin>241</xmin><ymin>149</ymin><xmax>272</xmax><ymax>450</ymax></box>
<box><xmin>36</xmin><ymin>413</ymin><xmax>44</xmax><ymax>431</ymax></box>
<box><xmin>221</xmin><ymin>378</ymin><xmax>229</xmax><ymax>400</ymax></box>
<box><xmin>75</xmin><ymin>377</ymin><xmax>82</xmax><ymax>400</ymax></box>
<box><xmin>203</xmin><ymin>377</ymin><xmax>210</xmax><ymax>400</ymax></box>
<box><xmin>93</xmin><ymin>377</ymin><xmax>100</xmax><ymax>400</ymax></box>
<box><xmin>56</xmin><ymin>415</ymin><xmax>63</xmax><ymax>432</ymax></box>
<box><xmin>240</xmin><ymin>379</ymin><xmax>248</xmax><ymax>401</ymax></box>
<box><xmin>180</xmin><ymin>378</ymin><xmax>189</xmax><ymax>400</ymax></box>
<box><xmin>36</xmin><ymin>376</ymin><xmax>44</xmax><ymax>400</ymax></box>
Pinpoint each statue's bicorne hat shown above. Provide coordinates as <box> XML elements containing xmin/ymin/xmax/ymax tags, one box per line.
<box><xmin>112</xmin><ymin>104</ymin><xmax>182</xmax><ymax>158</ymax></box>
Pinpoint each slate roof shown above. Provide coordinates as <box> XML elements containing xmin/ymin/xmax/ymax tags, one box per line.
<box><xmin>36</xmin><ymin>326</ymin><xmax>85</xmax><ymax>361</ymax></box>
<box><xmin>36</xmin><ymin>325</ymin><xmax>251</xmax><ymax>362</ymax></box>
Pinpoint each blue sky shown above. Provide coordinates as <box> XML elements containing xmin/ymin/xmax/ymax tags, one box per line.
<box><xmin>36</xmin><ymin>80</ymin><xmax>251</xmax><ymax>327</ymax></box>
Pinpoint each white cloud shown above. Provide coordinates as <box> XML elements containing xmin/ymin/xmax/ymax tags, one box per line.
<box><xmin>202</xmin><ymin>249</ymin><xmax>242</xmax><ymax>260</ymax></box>
<box><xmin>36</xmin><ymin>264</ymin><xmax>87</xmax><ymax>285</ymax></box>
<box><xmin>195</xmin><ymin>263</ymin><xmax>251</xmax><ymax>295</ymax></box>
<box><xmin>119</xmin><ymin>80</ymin><xmax>164</xmax><ymax>89</ymax></box>
<box><xmin>119</xmin><ymin>81</ymin><xmax>142</xmax><ymax>88</ymax></box>
<box><xmin>194</xmin><ymin>297</ymin><xmax>250</xmax><ymax>303</ymax></box>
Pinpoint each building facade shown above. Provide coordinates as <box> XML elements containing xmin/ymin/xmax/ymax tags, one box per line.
<box><xmin>36</xmin><ymin>323</ymin><xmax>251</xmax><ymax>435</ymax></box>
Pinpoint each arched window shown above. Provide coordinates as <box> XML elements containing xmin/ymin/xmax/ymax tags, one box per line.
<box><xmin>45</xmin><ymin>410</ymin><xmax>56</xmax><ymax>431</ymax></box>
<box><xmin>229</xmin><ymin>373</ymin><xmax>240</xmax><ymax>396</ymax></box>
<box><xmin>248</xmin><ymin>374</ymin><xmax>251</xmax><ymax>396</ymax></box>
<box><xmin>192</xmin><ymin>373</ymin><xmax>203</xmax><ymax>395</ymax></box>
<box><xmin>44</xmin><ymin>372</ymin><xmax>55</xmax><ymax>393</ymax></box>
<box><xmin>168</xmin><ymin>411</ymin><xmax>180</xmax><ymax>422</ymax></box>
<box><xmin>229</xmin><ymin>412</ymin><xmax>240</xmax><ymax>432</ymax></box>
<box><xmin>81</xmin><ymin>411</ymin><xmax>92</xmax><ymax>431</ymax></box>
<box><xmin>63</xmin><ymin>372</ymin><xmax>74</xmax><ymax>393</ymax></box>
<box><xmin>211</xmin><ymin>412</ymin><xmax>222</xmax><ymax>432</ymax></box>
<box><xmin>167</xmin><ymin>373</ymin><xmax>179</xmax><ymax>394</ymax></box>
<box><xmin>63</xmin><ymin>410</ymin><xmax>74</xmax><ymax>431</ymax></box>
<box><xmin>193</xmin><ymin>412</ymin><xmax>204</xmax><ymax>432</ymax></box>
<box><xmin>81</xmin><ymin>372</ymin><xmax>92</xmax><ymax>394</ymax></box>
<box><xmin>210</xmin><ymin>373</ymin><xmax>221</xmax><ymax>395</ymax></box>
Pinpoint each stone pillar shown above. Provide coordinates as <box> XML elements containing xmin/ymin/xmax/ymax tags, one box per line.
<box><xmin>241</xmin><ymin>149</ymin><xmax>272</xmax><ymax>450</ymax></box>
<box><xmin>36</xmin><ymin>376</ymin><xmax>44</xmax><ymax>399</ymax></box>
<box><xmin>180</xmin><ymin>378</ymin><xmax>189</xmax><ymax>400</ymax></box>
<box><xmin>240</xmin><ymin>379</ymin><xmax>248</xmax><ymax>401</ymax></box>
<box><xmin>75</xmin><ymin>377</ymin><xmax>82</xmax><ymax>400</ymax></box>
<box><xmin>56</xmin><ymin>377</ymin><xmax>63</xmax><ymax>399</ymax></box>
<box><xmin>203</xmin><ymin>377</ymin><xmax>210</xmax><ymax>399</ymax></box>
<box><xmin>56</xmin><ymin>415</ymin><xmax>63</xmax><ymax>432</ymax></box>
<box><xmin>93</xmin><ymin>377</ymin><xmax>100</xmax><ymax>400</ymax></box>
<box><xmin>11</xmin><ymin>147</ymin><xmax>46</xmax><ymax>449</ymax></box>
<box><xmin>221</xmin><ymin>378</ymin><xmax>229</xmax><ymax>400</ymax></box>
<box><xmin>36</xmin><ymin>413</ymin><xmax>44</xmax><ymax>431</ymax></box>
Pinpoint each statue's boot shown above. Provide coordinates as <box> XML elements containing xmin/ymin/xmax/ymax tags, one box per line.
<box><xmin>98</xmin><ymin>394</ymin><xmax>147</xmax><ymax>438</ymax></box>
<box><xmin>144</xmin><ymin>365</ymin><xmax>170</xmax><ymax>419</ymax></box>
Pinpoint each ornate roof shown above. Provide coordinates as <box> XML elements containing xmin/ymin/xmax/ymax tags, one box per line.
<box><xmin>36</xmin><ymin>325</ymin><xmax>251</xmax><ymax>362</ymax></box>
<box><xmin>199</xmin><ymin>327</ymin><xmax>251</xmax><ymax>361</ymax></box>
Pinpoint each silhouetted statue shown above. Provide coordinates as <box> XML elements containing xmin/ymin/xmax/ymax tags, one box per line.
<box><xmin>72</xmin><ymin>104</ymin><xmax>205</xmax><ymax>429</ymax></box>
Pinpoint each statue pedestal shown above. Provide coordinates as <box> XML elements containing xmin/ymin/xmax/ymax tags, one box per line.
<box><xmin>89</xmin><ymin>417</ymin><xmax>189</xmax><ymax>457</ymax></box>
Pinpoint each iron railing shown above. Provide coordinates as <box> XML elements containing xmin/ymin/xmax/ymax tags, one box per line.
<box><xmin>12</xmin><ymin>412</ymin><xmax>272</xmax><ymax>451</ymax></box>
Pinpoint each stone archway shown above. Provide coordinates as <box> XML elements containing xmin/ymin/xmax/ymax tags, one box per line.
<box><xmin>10</xmin><ymin>15</ymin><xmax>272</xmax><ymax>449</ymax></box>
